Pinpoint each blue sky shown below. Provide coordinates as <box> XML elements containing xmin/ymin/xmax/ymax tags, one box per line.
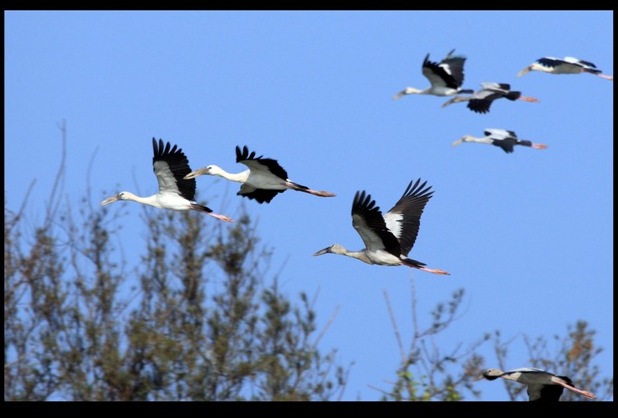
<box><xmin>5</xmin><ymin>11</ymin><xmax>613</xmax><ymax>401</ymax></box>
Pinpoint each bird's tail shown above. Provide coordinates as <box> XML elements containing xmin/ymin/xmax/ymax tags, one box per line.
<box><xmin>505</xmin><ymin>91</ymin><xmax>522</xmax><ymax>101</ymax></box>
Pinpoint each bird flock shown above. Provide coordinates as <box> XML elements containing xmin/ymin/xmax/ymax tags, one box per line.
<box><xmin>100</xmin><ymin>49</ymin><xmax>611</xmax><ymax>401</ymax></box>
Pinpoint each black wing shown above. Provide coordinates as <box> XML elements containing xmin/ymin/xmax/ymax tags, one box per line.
<box><xmin>385</xmin><ymin>179</ymin><xmax>434</xmax><ymax>257</ymax></box>
<box><xmin>235</xmin><ymin>145</ymin><xmax>289</xmax><ymax>180</ymax></box>
<box><xmin>422</xmin><ymin>51</ymin><xmax>466</xmax><ymax>90</ymax></box>
<box><xmin>239</xmin><ymin>188</ymin><xmax>283</xmax><ymax>204</ymax></box>
<box><xmin>536</xmin><ymin>57</ymin><xmax>562</xmax><ymax>69</ymax></box>
<box><xmin>492</xmin><ymin>138</ymin><xmax>517</xmax><ymax>154</ymax></box>
<box><xmin>352</xmin><ymin>190</ymin><xmax>401</xmax><ymax>257</ymax></box>
<box><xmin>152</xmin><ymin>138</ymin><xmax>196</xmax><ymax>201</ymax></box>
<box><xmin>529</xmin><ymin>384</ymin><xmax>564</xmax><ymax>402</ymax></box>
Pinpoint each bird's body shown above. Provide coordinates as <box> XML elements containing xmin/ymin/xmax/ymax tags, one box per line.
<box><xmin>100</xmin><ymin>138</ymin><xmax>233</xmax><ymax>222</ymax></box>
<box><xmin>477</xmin><ymin>367</ymin><xmax>597</xmax><ymax>402</ymax></box>
<box><xmin>184</xmin><ymin>145</ymin><xmax>336</xmax><ymax>204</ymax></box>
<box><xmin>393</xmin><ymin>49</ymin><xmax>474</xmax><ymax>99</ymax></box>
<box><xmin>314</xmin><ymin>179</ymin><xmax>450</xmax><ymax>275</ymax></box>
<box><xmin>441</xmin><ymin>82</ymin><xmax>539</xmax><ymax>114</ymax></box>
<box><xmin>452</xmin><ymin>128</ymin><xmax>548</xmax><ymax>154</ymax></box>
<box><xmin>517</xmin><ymin>56</ymin><xmax>613</xmax><ymax>80</ymax></box>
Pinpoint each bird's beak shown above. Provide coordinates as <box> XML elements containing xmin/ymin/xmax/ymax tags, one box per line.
<box><xmin>313</xmin><ymin>246</ymin><xmax>332</xmax><ymax>256</ymax></box>
<box><xmin>100</xmin><ymin>194</ymin><xmax>120</xmax><ymax>206</ymax></box>
<box><xmin>441</xmin><ymin>98</ymin><xmax>456</xmax><ymax>108</ymax></box>
<box><xmin>516</xmin><ymin>66</ymin><xmax>531</xmax><ymax>77</ymax></box>
<box><xmin>392</xmin><ymin>91</ymin><xmax>405</xmax><ymax>100</ymax></box>
<box><xmin>473</xmin><ymin>374</ymin><xmax>486</xmax><ymax>382</ymax></box>
<box><xmin>183</xmin><ymin>167</ymin><xmax>208</xmax><ymax>180</ymax></box>
<box><xmin>451</xmin><ymin>138</ymin><xmax>464</xmax><ymax>147</ymax></box>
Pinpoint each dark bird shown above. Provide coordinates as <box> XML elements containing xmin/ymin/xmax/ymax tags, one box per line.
<box><xmin>101</xmin><ymin>138</ymin><xmax>233</xmax><ymax>222</ymax></box>
<box><xmin>452</xmin><ymin>128</ymin><xmax>548</xmax><ymax>154</ymax></box>
<box><xmin>476</xmin><ymin>367</ymin><xmax>597</xmax><ymax>402</ymax></box>
<box><xmin>314</xmin><ymin>178</ymin><xmax>450</xmax><ymax>275</ymax></box>
<box><xmin>184</xmin><ymin>145</ymin><xmax>336</xmax><ymax>204</ymax></box>
<box><xmin>517</xmin><ymin>56</ymin><xmax>613</xmax><ymax>80</ymax></box>
<box><xmin>393</xmin><ymin>49</ymin><xmax>474</xmax><ymax>99</ymax></box>
<box><xmin>441</xmin><ymin>82</ymin><xmax>539</xmax><ymax>114</ymax></box>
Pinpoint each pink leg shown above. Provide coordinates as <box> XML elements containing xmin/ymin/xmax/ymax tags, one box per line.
<box><xmin>519</xmin><ymin>96</ymin><xmax>540</xmax><ymax>103</ymax></box>
<box><xmin>418</xmin><ymin>266</ymin><xmax>451</xmax><ymax>276</ymax></box>
<box><xmin>210</xmin><ymin>213</ymin><xmax>234</xmax><ymax>222</ymax></box>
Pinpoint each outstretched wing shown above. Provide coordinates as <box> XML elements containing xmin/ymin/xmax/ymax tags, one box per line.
<box><xmin>352</xmin><ymin>190</ymin><xmax>401</xmax><ymax>257</ymax></box>
<box><xmin>383</xmin><ymin>179</ymin><xmax>434</xmax><ymax>256</ymax></box>
<box><xmin>235</xmin><ymin>145</ymin><xmax>289</xmax><ymax>180</ymax></box>
<box><xmin>152</xmin><ymin>138</ymin><xmax>196</xmax><ymax>201</ymax></box>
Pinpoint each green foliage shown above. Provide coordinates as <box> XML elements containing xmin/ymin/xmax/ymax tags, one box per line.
<box><xmin>4</xmin><ymin>128</ymin><xmax>347</xmax><ymax>401</ymax></box>
<box><xmin>4</xmin><ymin>125</ymin><xmax>612</xmax><ymax>402</ymax></box>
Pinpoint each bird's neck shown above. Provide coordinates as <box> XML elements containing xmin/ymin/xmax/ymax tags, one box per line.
<box><xmin>406</xmin><ymin>87</ymin><xmax>427</xmax><ymax>95</ymax></box>
<box><xmin>126</xmin><ymin>193</ymin><xmax>161</xmax><ymax>208</ymax></box>
<box><xmin>222</xmin><ymin>169</ymin><xmax>250</xmax><ymax>184</ymax></box>
<box><xmin>471</xmin><ymin>136</ymin><xmax>494</xmax><ymax>145</ymax></box>
<box><xmin>344</xmin><ymin>250</ymin><xmax>372</xmax><ymax>264</ymax></box>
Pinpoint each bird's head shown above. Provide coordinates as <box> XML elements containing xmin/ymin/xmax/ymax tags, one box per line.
<box><xmin>441</xmin><ymin>96</ymin><xmax>464</xmax><ymax>108</ymax></box>
<box><xmin>451</xmin><ymin>135</ymin><xmax>471</xmax><ymax>147</ymax></box>
<box><xmin>184</xmin><ymin>165</ymin><xmax>217</xmax><ymax>180</ymax></box>
<box><xmin>100</xmin><ymin>191</ymin><xmax>132</xmax><ymax>206</ymax></box>
<box><xmin>393</xmin><ymin>87</ymin><xmax>422</xmax><ymax>100</ymax></box>
<box><xmin>475</xmin><ymin>368</ymin><xmax>504</xmax><ymax>381</ymax></box>
<box><xmin>313</xmin><ymin>244</ymin><xmax>346</xmax><ymax>256</ymax></box>
<box><xmin>516</xmin><ymin>66</ymin><xmax>532</xmax><ymax>77</ymax></box>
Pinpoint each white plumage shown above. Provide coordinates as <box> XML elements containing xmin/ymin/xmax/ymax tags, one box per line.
<box><xmin>314</xmin><ymin>178</ymin><xmax>450</xmax><ymax>275</ymax></box>
<box><xmin>393</xmin><ymin>49</ymin><xmax>474</xmax><ymax>99</ymax></box>
<box><xmin>477</xmin><ymin>367</ymin><xmax>597</xmax><ymax>402</ymax></box>
<box><xmin>184</xmin><ymin>145</ymin><xmax>336</xmax><ymax>204</ymax></box>
<box><xmin>101</xmin><ymin>138</ymin><xmax>233</xmax><ymax>222</ymax></box>
<box><xmin>452</xmin><ymin>128</ymin><xmax>548</xmax><ymax>154</ymax></box>
<box><xmin>441</xmin><ymin>82</ymin><xmax>539</xmax><ymax>114</ymax></box>
<box><xmin>517</xmin><ymin>56</ymin><xmax>613</xmax><ymax>80</ymax></box>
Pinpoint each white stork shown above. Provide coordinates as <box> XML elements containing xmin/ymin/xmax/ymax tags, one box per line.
<box><xmin>452</xmin><ymin>128</ymin><xmax>548</xmax><ymax>154</ymax></box>
<box><xmin>184</xmin><ymin>145</ymin><xmax>336</xmax><ymax>204</ymax></box>
<box><xmin>313</xmin><ymin>178</ymin><xmax>450</xmax><ymax>275</ymax></box>
<box><xmin>393</xmin><ymin>49</ymin><xmax>474</xmax><ymax>99</ymax></box>
<box><xmin>476</xmin><ymin>368</ymin><xmax>597</xmax><ymax>402</ymax></box>
<box><xmin>100</xmin><ymin>138</ymin><xmax>233</xmax><ymax>222</ymax></box>
<box><xmin>517</xmin><ymin>56</ymin><xmax>613</xmax><ymax>80</ymax></box>
<box><xmin>441</xmin><ymin>82</ymin><xmax>539</xmax><ymax>114</ymax></box>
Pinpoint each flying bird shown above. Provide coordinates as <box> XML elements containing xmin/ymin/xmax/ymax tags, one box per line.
<box><xmin>452</xmin><ymin>128</ymin><xmax>548</xmax><ymax>154</ymax></box>
<box><xmin>517</xmin><ymin>56</ymin><xmax>613</xmax><ymax>80</ymax></box>
<box><xmin>100</xmin><ymin>138</ymin><xmax>233</xmax><ymax>222</ymax></box>
<box><xmin>393</xmin><ymin>49</ymin><xmax>474</xmax><ymax>100</ymax></box>
<box><xmin>184</xmin><ymin>145</ymin><xmax>336</xmax><ymax>204</ymax></box>
<box><xmin>476</xmin><ymin>367</ymin><xmax>597</xmax><ymax>402</ymax></box>
<box><xmin>441</xmin><ymin>82</ymin><xmax>539</xmax><ymax>114</ymax></box>
<box><xmin>313</xmin><ymin>178</ymin><xmax>450</xmax><ymax>275</ymax></box>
